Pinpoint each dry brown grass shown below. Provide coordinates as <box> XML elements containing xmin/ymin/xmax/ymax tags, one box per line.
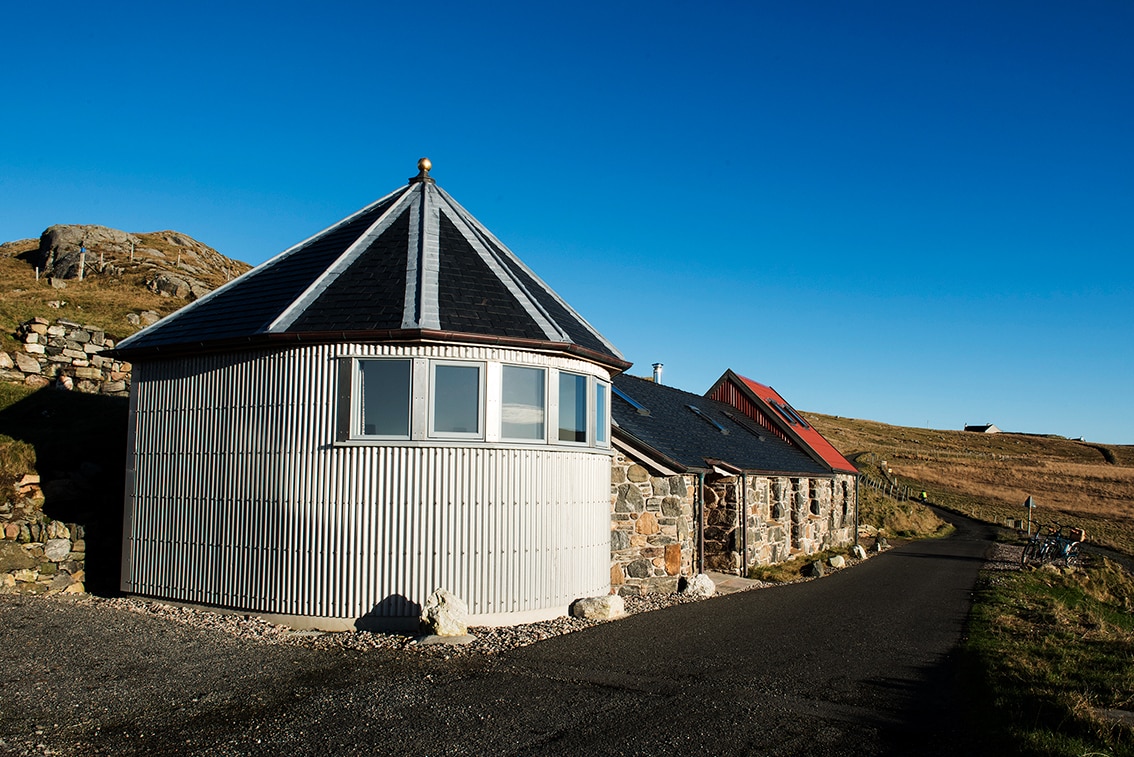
<box><xmin>809</xmin><ymin>414</ymin><xmax>1134</xmax><ymax>556</ymax></box>
<box><xmin>0</xmin><ymin>230</ymin><xmax>251</xmax><ymax>349</ymax></box>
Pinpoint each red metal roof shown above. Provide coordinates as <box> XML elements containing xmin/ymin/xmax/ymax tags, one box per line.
<box><xmin>707</xmin><ymin>371</ymin><xmax>857</xmax><ymax>474</ymax></box>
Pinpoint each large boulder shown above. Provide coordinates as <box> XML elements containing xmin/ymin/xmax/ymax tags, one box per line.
<box><xmin>570</xmin><ymin>594</ymin><xmax>626</xmax><ymax>621</ymax></box>
<box><xmin>419</xmin><ymin>589</ymin><xmax>468</xmax><ymax>637</ymax></box>
<box><xmin>681</xmin><ymin>573</ymin><xmax>716</xmax><ymax>597</ymax></box>
<box><xmin>146</xmin><ymin>272</ymin><xmax>212</xmax><ymax>301</ymax></box>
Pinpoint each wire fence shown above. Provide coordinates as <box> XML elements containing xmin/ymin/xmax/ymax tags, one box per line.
<box><xmin>852</xmin><ymin>451</ymin><xmax>920</xmax><ymax>503</ymax></box>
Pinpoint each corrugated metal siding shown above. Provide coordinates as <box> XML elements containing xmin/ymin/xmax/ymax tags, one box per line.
<box><xmin>124</xmin><ymin>345</ymin><xmax>610</xmax><ymax>621</ymax></box>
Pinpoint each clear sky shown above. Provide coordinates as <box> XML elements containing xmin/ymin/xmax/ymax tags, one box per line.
<box><xmin>3</xmin><ymin>1</ymin><xmax>1132</xmax><ymax>443</ymax></box>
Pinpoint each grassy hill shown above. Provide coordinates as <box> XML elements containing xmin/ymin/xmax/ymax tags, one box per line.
<box><xmin>0</xmin><ymin>227</ymin><xmax>251</xmax><ymax>351</ymax></box>
<box><xmin>808</xmin><ymin>413</ymin><xmax>1134</xmax><ymax>555</ymax></box>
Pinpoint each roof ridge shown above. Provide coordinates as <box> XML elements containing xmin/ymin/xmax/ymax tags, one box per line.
<box><xmin>434</xmin><ymin>185</ymin><xmax>625</xmax><ymax>361</ymax></box>
<box><xmin>116</xmin><ymin>186</ymin><xmax>409</xmax><ymax>350</ymax></box>
<box><xmin>434</xmin><ymin>192</ymin><xmax>568</xmax><ymax>343</ymax></box>
<box><xmin>267</xmin><ymin>184</ymin><xmax>417</xmax><ymax>334</ymax></box>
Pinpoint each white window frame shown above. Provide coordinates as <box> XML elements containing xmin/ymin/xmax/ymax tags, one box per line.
<box><xmin>499</xmin><ymin>364</ymin><xmax>548</xmax><ymax>444</ymax></box>
<box><xmin>594</xmin><ymin>379</ymin><xmax>610</xmax><ymax>448</ymax></box>
<box><xmin>556</xmin><ymin>370</ymin><xmax>590</xmax><ymax>446</ymax></box>
<box><xmin>336</xmin><ymin>355</ymin><xmax>613</xmax><ymax>452</ymax></box>
<box><xmin>427</xmin><ymin>360</ymin><xmax>485</xmax><ymax>440</ymax></box>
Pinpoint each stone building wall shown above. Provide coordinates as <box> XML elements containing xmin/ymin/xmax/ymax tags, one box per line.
<box><xmin>1</xmin><ymin>317</ymin><xmax>131</xmax><ymax>396</ymax></box>
<box><xmin>610</xmin><ymin>450</ymin><xmax>696</xmax><ymax>595</ymax></box>
<box><xmin>703</xmin><ymin>472</ymin><xmax>857</xmax><ymax>574</ymax></box>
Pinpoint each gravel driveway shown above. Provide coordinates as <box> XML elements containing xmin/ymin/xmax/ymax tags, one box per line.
<box><xmin>2</xmin><ymin>514</ymin><xmax>1004</xmax><ymax>756</ymax></box>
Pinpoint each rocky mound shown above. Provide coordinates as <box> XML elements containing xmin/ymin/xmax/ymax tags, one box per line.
<box><xmin>25</xmin><ymin>224</ymin><xmax>251</xmax><ymax>302</ymax></box>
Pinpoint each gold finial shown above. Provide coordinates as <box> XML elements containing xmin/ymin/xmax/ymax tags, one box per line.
<box><xmin>409</xmin><ymin>157</ymin><xmax>435</xmax><ymax>184</ymax></box>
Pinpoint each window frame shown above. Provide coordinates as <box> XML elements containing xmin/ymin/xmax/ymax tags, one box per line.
<box><xmin>556</xmin><ymin>370</ymin><xmax>590</xmax><ymax>445</ymax></box>
<box><xmin>427</xmin><ymin>360</ymin><xmax>486</xmax><ymax>440</ymax></box>
<box><xmin>499</xmin><ymin>364</ymin><xmax>548</xmax><ymax>443</ymax></box>
<box><xmin>353</xmin><ymin>357</ymin><xmax>413</xmax><ymax>440</ymax></box>
<box><xmin>594</xmin><ymin>380</ymin><xmax>610</xmax><ymax>448</ymax></box>
<box><xmin>337</xmin><ymin>355</ymin><xmax>612</xmax><ymax>452</ymax></box>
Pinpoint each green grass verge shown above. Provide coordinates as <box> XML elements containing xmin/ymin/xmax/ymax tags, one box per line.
<box><xmin>962</xmin><ymin>558</ymin><xmax>1134</xmax><ymax>755</ymax></box>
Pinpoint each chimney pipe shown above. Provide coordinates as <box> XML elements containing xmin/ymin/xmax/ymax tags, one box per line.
<box><xmin>652</xmin><ymin>363</ymin><xmax>664</xmax><ymax>385</ymax></box>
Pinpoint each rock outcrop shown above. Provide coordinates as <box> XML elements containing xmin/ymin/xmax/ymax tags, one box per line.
<box><xmin>29</xmin><ymin>224</ymin><xmax>249</xmax><ymax>301</ymax></box>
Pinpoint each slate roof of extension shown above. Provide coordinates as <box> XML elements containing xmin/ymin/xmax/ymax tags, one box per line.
<box><xmin>114</xmin><ymin>160</ymin><xmax>628</xmax><ymax>370</ymax></box>
<box><xmin>611</xmin><ymin>374</ymin><xmax>830</xmax><ymax>476</ymax></box>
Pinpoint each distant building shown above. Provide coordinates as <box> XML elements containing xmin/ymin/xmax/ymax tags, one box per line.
<box><xmin>965</xmin><ymin>423</ymin><xmax>1002</xmax><ymax>434</ymax></box>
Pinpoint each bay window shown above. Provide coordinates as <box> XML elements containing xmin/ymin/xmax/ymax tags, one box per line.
<box><xmin>344</xmin><ymin>356</ymin><xmax>609</xmax><ymax>449</ymax></box>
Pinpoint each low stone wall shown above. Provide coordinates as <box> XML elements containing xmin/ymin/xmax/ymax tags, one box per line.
<box><xmin>610</xmin><ymin>451</ymin><xmax>696</xmax><ymax>595</ymax></box>
<box><xmin>1</xmin><ymin>317</ymin><xmax>130</xmax><ymax>396</ymax></box>
<box><xmin>704</xmin><ymin>472</ymin><xmax>858</xmax><ymax>572</ymax></box>
<box><xmin>0</xmin><ymin>476</ymin><xmax>86</xmax><ymax>595</ymax></box>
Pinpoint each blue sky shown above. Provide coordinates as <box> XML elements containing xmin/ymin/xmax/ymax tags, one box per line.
<box><xmin>3</xmin><ymin>1</ymin><xmax>1132</xmax><ymax>443</ymax></box>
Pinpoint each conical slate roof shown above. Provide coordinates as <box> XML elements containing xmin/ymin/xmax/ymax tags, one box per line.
<box><xmin>115</xmin><ymin>160</ymin><xmax>628</xmax><ymax>369</ymax></box>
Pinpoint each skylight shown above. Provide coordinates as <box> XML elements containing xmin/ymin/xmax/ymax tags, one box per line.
<box><xmin>779</xmin><ymin>402</ymin><xmax>810</xmax><ymax>429</ymax></box>
<box><xmin>612</xmin><ymin>385</ymin><xmax>650</xmax><ymax>415</ymax></box>
<box><xmin>686</xmin><ymin>405</ymin><xmax>729</xmax><ymax>435</ymax></box>
<box><xmin>722</xmin><ymin>410</ymin><xmax>765</xmax><ymax>441</ymax></box>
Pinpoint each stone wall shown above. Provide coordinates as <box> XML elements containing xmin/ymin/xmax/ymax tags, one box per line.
<box><xmin>610</xmin><ymin>450</ymin><xmax>696</xmax><ymax>595</ymax></box>
<box><xmin>0</xmin><ymin>475</ymin><xmax>86</xmax><ymax>595</ymax></box>
<box><xmin>703</xmin><ymin>472</ymin><xmax>858</xmax><ymax>573</ymax></box>
<box><xmin>1</xmin><ymin>317</ymin><xmax>131</xmax><ymax>396</ymax></box>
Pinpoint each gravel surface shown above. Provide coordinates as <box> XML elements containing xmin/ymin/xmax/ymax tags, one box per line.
<box><xmin>0</xmin><ymin>534</ymin><xmax>1025</xmax><ymax>756</ymax></box>
<box><xmin>71</xmin><ymin>575</ymin><xmax>783</xmax><ymax>657</ymax></box>
<box><xmin>8</xmin><ymin>541</ymin><xmax>998</xmax><ymax>660</ymax></box>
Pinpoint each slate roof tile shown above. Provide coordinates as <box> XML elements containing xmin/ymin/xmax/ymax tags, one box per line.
<box><xmin>115</xmin><ymin>166</ymin><xmax>625</xmax><ymax>368</ymax></box>
<box><xmin>612</xmin><ymin>374</ymin><xmax>830</xmax><ymax>475</ymax></box>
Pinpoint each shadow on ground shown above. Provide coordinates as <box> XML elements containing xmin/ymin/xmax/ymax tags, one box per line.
<box><xmin>0</xmin><ymin>388</ymin><xmax>127</xmax><ymax>595</ymax></box>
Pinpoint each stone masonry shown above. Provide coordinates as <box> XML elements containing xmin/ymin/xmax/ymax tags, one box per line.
<box><xmin>610</xmin><ymin>450</ymin><xmax>696</xmax><ymax>595</ymax></box>
<box><xmin>0</xmin><ymin>474</ymin><xmax>86</xmax><ymax>596</ymax></box>
<box><xmin>703</xmin><ymin>472</ymin><xmax>858</xmax><ymax>573</ymax></box>
<box><xmin>2</xmin><ymin>317</ymin><xmax>131</xmax><ymax>396</ymax></box>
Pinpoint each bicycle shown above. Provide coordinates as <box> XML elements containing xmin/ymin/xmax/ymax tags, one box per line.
<box><xmin>1020</xmin><ymin>523</ymin><xmax>1084</xmax><ymax>567</ymax></box>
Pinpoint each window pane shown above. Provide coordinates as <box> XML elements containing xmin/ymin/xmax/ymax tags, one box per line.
<box><xmin>558</xmin><ymin>372</ymin><xmax>588</xmax><ymax>443</ymax></box>
<box><xmin>361</xmin><ymin>360</ymin><xmax>410</xmax><ymax>436</ymax></box>
<box><xmin>595</xmin><ymin>383</ymin><xmax>608</xmax><ymax>445</ymax></box>
<box><xmin>502</xmin><ymin>366</ymin><xmax>545</xmax><ymax>440</ymax></box>
<box><xmin>433</xmin><ymin>364</ymin><xmax>480</xmax><ymax>434</ymax></box>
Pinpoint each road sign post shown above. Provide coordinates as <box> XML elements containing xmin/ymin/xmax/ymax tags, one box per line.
<box><xmin>1024</xmin><ymin>496</ymin><xmax>1036</xmax><ymax>536</ymax></box>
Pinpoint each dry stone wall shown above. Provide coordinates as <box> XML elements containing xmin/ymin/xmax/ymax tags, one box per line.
<box><xmin>2</xmin><ymin>317</ymin><xmax>131</xmax><ymax>396</ymax></box>
<box><xmin>0</xmin><ymin>475</ymin><xmax>86</xmax><ymax>595</ymax></box>
<box><xmin>610</xmin><ymin>451</ymin><xmax>695</xmax><ymax>595</ymax></box>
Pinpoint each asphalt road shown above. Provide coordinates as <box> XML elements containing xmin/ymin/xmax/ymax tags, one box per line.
<box><xmin>2</xmin><ymin>511</ymin><xmax>997</xmax><ymax>756</ymax></box>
